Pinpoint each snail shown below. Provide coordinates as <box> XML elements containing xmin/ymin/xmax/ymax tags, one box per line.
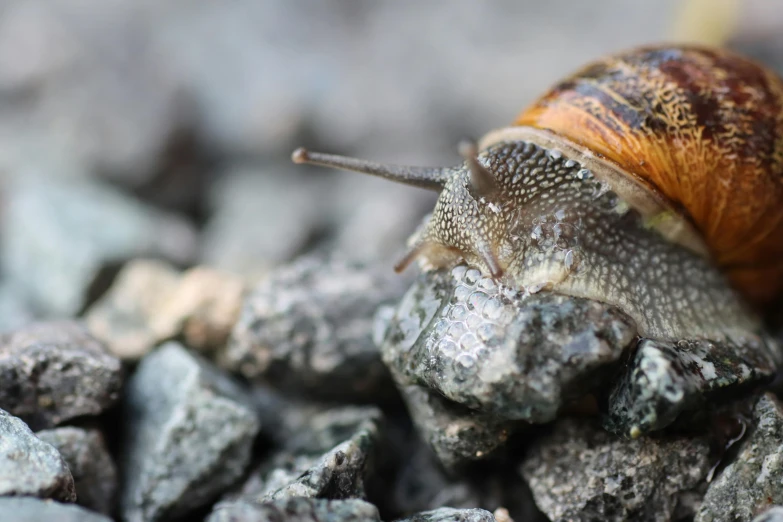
<box><xmin>292</xmin><ymin>44</ymin><xmax>783</xmax><ymax>349</ymax></box>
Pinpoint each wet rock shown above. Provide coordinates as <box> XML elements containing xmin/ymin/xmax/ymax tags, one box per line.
<box><xmin>1</xmin><ymin>176</ymin><xmax>198</xmax><ymax>318</ymax></box>
<box><xmin>201</xmin><ymin>166</ymin><xmax>324</xmax><ymax>278</ymax></box>
<box><xmin>605</xmin><ymin>337</ymin><xmax>778</xmax><ymax>437</ymax></box>
<box><xmin>224</xmin><ymin>255</ymin><xmax>408</xmax><ymax>402</ymax></box>
<box><xmin>754</xmin><ymin>507</ymin><xmax>783</xmax><ymax>522</ymax></box>
<box><xmin>0</xmin><ymin>321</ymin><xmax>122</xmax><ymax>430</ymax></box>
<box><xmin>521</xmin><ymin>418</ymin><xmax>711</xmax><ymax>522</ymax></box>
<box><xmin>227</xmin><ymin>406</ymin><xmax>382</xmax><ymax>503</ymax></box>
<box><xmin>0</xmin><ymin>409</ymin><xmax>75</xmax><ymax>501</ymax></box>
<box><xmin>36</xmin><ymin>427</ymin><xmax>117</xmax><ymax>515</ymax></box>
<box><xmin>696</xmin><ymin>394</ymin><xmax>783</xmax><ymax>522</ymax></box>
<box><xmin>207</xmin><ymin>497</ymin><xmax>381</xmax><ymax>522</ymax></box>
<box><xmin>86</xmin><ymin>260</ymin><xmax>245</xmax><ymax>360</ymax></box>
<box><xmin>397</xmin><ymin>384</ymin><xmax>514</xmax><ymax>469</ymax></box>
<box><xmin>380</xmin><ymin>266</ymin><xmax>636</xmax><ymax>423</ymax></box>
<box><xmin>395</xmin><ymin>507</ymin><xmax>497</xmax><ymax>522</ymax></box>
<box><xmin>121</xmin><ymin>342</ymin><xmax>260</xmax><ymax>522</ymax></box>
<box><xmin>0</xmin><ymin>497</ymin><xmax>111</xmax><ymax>522</ymax></box>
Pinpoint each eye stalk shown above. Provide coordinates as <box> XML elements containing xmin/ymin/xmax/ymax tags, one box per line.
<box><xmin>458</xmin><ymin>140</ymin><xmax>498</xmax><ymax>198</ymax></box>
<box><xmin>291</xmin><ymin>147</ymin><xmax>450</xmax><ymax>191</ymax></box>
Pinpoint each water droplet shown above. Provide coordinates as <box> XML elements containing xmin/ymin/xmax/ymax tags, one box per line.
<box><xmin>454</xmin><ymin>352</ymin><xmax>478</xmax><ymax>373</ymax></box>
<box><xmin>478</xmin><ymin>278</ymin><xmax>497</xmax><ymax>291</ymax></box>
<box><xmin>564</xmin><ymin>250</ymin><xmax>575</xmax><ymax>271</ymax></box>
<box><xmin>449</xmin><ymin>305</ymin><xmax>468</xmax><ymax>321</ymax></box>
<box><xmin>564</xmin><ymin>159</ymin><xmax>577</xmax><ymax>168</ymax></box>
<box><xmin>477</xmin><ymin>323</ymin><xmax>501</xmax><ymax>343</ymax></box>
<box><xmin>547</xmin><ymin>149</ymin><xmax>562</xmax><ymax>160</ymax></box>
<box><xmin>467</xmin><ymin>291</ymin><xmax>488</xmax><ymax>311</ymax></box>
<box><xmin>448</xmin><ymin>321</ymin><xmax>468</xmax><ymax>339</ymax></box>
<box><xmin>482</xmin><ymin>296</ymin><xmax>504</xmax><ymax>321</ymax></box>
<box><xmin>576</xmin><ymin>168</ymin><xmax>592</xmax><ymax>180</ymax></box>
<box><xmin>454</xmin><ymin>284</ymin><xmax>471</xmax><ymax>302</ymax></box>
<box><xmin>528</xmin><ymin>282</ymin><xmax>548</xmax><ymax>294</ymax></box>
<box><xmin>459</xmin><ymin>332</ymin><xmax>481</xmax><ymax>352</ymax></box>
<box><xmin>451</xmin><ymin>265</ymin><xmax>468</xmax><ymax>281</ymax></box>
<box><xmin>466</xmin><ymin>312</ymin><xmax>483</xmax><ymax>329</ymax></box>
<box><xmin>465</xmin><ymin>268</ymin><xmax>481</xmax><ymax>285</ymax></box>
<box><xmin>437</xmin><ymin>338</ymin><xmax>458</xmax><ymax>357</ymax></box>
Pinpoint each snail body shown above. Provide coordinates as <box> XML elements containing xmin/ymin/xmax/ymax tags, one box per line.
<box><xmin>293</xmin><ymin>45</ymin><xmax>783</xmax><ymax>344</ymax></box>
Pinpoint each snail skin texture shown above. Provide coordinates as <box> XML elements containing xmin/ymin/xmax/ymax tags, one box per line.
<box><xmin>293</xmin><ymin>45</ymin><xmax>783</xmax><ymax>345</ymax></box>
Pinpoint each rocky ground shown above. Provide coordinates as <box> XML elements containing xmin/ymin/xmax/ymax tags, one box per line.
<box><xmin>2</xmin><ymin>1</ymin><xmax>783</xmax><ymax>522</ymax></box>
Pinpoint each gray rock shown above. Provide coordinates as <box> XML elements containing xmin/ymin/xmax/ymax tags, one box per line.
<box><xmin>0</xmin><ymin>321</ymin><xmax>122</xmax><ymax>430</ymax></box>
<box><xmin>0</xmin><ymin>497</ymin><xmax>112</xmax><ymax>522</ymax></box>
<box><xmin>522</xmin><ymin>418</ymin><xmax>711</xmax><ymax>522</ymax></box>
<box><xmin>605</xmin><ymin>337</ymin><xmax>779</xmax><ymax>437</ymax></box>
<box><xmin>380</xmin><ymin>266</ymin><xmax>636</xmax><ymax>423</ymax></box>
<box><xmin>207</xmin><ymin>497</ymin><xmax>381</xmax><ymax>522</ymax></box>
<box><xmin>201</xmin><ymin>166</ymin><xmax>325</xmax><ymax>277</ymax></box>
<box><xmin>120</xmin><ymin>342</ymin><xmax>260</xmax><ymax>522</ymax></box>
<box><xmin>0</xmin><ymin>409</ymin><xmax>75</xmax><ymax>501</ymax></box>
<box><xmin>224</xmin><ymin>255</ymin><xmax>408</xmax><ymax>402</ymax></box>
<box><xmin>395</xmin><ymin>507</ymin><xmax>497</xmax><ymax>522</ymax></box>
<box><xmin>1</xmin><ymin>176</ymin><xmax>198</xmax><ymax>318</ymax></box>
<box><xmin>398</xmin><ymin>384</ymin><xmax>514</xmax><ymax>469</ymax></box>
<box><xmin>36</xmin><ymin>427</ymin><xmax>117</xmax><ymax>515</ymax></box>
<box><xmin>227</xmin><ymin>406</ymin><xmax>382</xmax><ymax>503</ymax></box>
<box><xmin>696</xmin><ymin>394</ymin><xmax>783</xmax><ymax>522</ymax></box>
<box><xmin>754</xmin><ymin>507</ymin><xmax>783</xmax><ymax>522</ymax></box>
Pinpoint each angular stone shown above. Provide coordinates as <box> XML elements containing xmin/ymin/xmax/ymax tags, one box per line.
<box><xmin>397</xmin><ymin>384</ymin><xmax>514</xmax><ymax>469</ymax></box>
<box><xmin>1</xmin><ymin>176</ymin><xmax>198</xmax><ymax>318</ymax></box>
<box><xmin>0</xmin><ymin>409</ymin><xmax>75</xmax><ymax>501</ymax></box>
<box><xmin>0</xmin><ymin>497</ymin><xmax>111</xmax><ymax>522</ymax></box>
<box><xmin>85</xmin><ymin>259</ymin><xmax>181</xmax><ymax>360</ymax></box>
<box><xmin>521</xmin><ymin>418</ymin><xmax>711</xmax><ymax>522</ymax></box>
<box><xmin>395</xmin><ymin>507</ymin><xmax>497</xmax><ymax>522</ymax></box>
<box><xmin>224</xmin><ymin>255</ymin><xmax>407</xmax><ymax>402</ymax></box>
<box><xmin>696</xmin><ymin>394</ymin><xmax>783</xmax><ymax>522</ymax></box>
<box><xmin>36</xmin><ymin>427</ymin><xmax>117</xmax><ymax>515</ymax></box>
<box><xmin>207</xmin><ymin>497</ymin><xmax>381</xmax><ymax>522</ymax></box>
<box><xmin>380</xmin><ymin>266</ymin><xmax>636</xmax><ymax>423</ymax></box>
<box><xmin>605</xmin><ymin>337</ymin><xmax>779</xmax><ymax>437</ymax></box>
<box><xmin>86</xmin><ymin>260</ymin><xmax>245</xmax><ymax>360</ymax></box>
<box><xmin>0</xmin><ymin>321</ymin><xmax>122</xmax><ymax>430</ymax></box>
<box><xmin>227</xmin><ymin>406</ymin><xmax>382</xmax><ymax>503</ymax></box>
<box><xmin>120</xmin><ymin>342</ymin><xmax>260</xmax><ymax>522</ymax></box>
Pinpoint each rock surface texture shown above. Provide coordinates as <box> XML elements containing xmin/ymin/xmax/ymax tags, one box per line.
<box><xmin>207</xmin><ymin>497</ymin><xmax>382</xmax><ymax>522</ymax></box>
<box><xmin>120</xmin><ymin>342</ymin><xmax>260</xmax><ymax>522</ymax></box>
<box><xmin>0</xmin><ymin>409</ymin><xmax>75</xmax><ymax>501</ymax></box>
<box><xmin>225</xmin><ymin>255</ymin><xmax>408</xmax><ymax>402</ymax></box>
<box><xmin>696</xmin><ymin>394</ymin><xmax>783</xmax><ymax>522</ymax></box>
<box><xmin>522</xmin><ymin>418</ymin><xmax>711</xmax><ymax>522</ymax></box>
<box><xmin>0</xmin><ymin>321</ymin><xmax>122</xmax><ymax>430</ymax></box>
<box><xmin>36</xmin><ymin>426</ymin><xmax>117</xmax><ymax>515</ymax></box>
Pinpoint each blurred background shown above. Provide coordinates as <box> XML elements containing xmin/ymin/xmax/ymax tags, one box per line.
<box><xmin>1</xmin><ymin>0</ymin><xmax>781</xmax><ymax>329</ymax></box>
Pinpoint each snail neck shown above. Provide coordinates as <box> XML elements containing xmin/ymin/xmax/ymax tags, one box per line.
<box><xmin>471</xmin><ymin>139</ymin><xmax>760</xmax><ymax>342</ymax></box>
